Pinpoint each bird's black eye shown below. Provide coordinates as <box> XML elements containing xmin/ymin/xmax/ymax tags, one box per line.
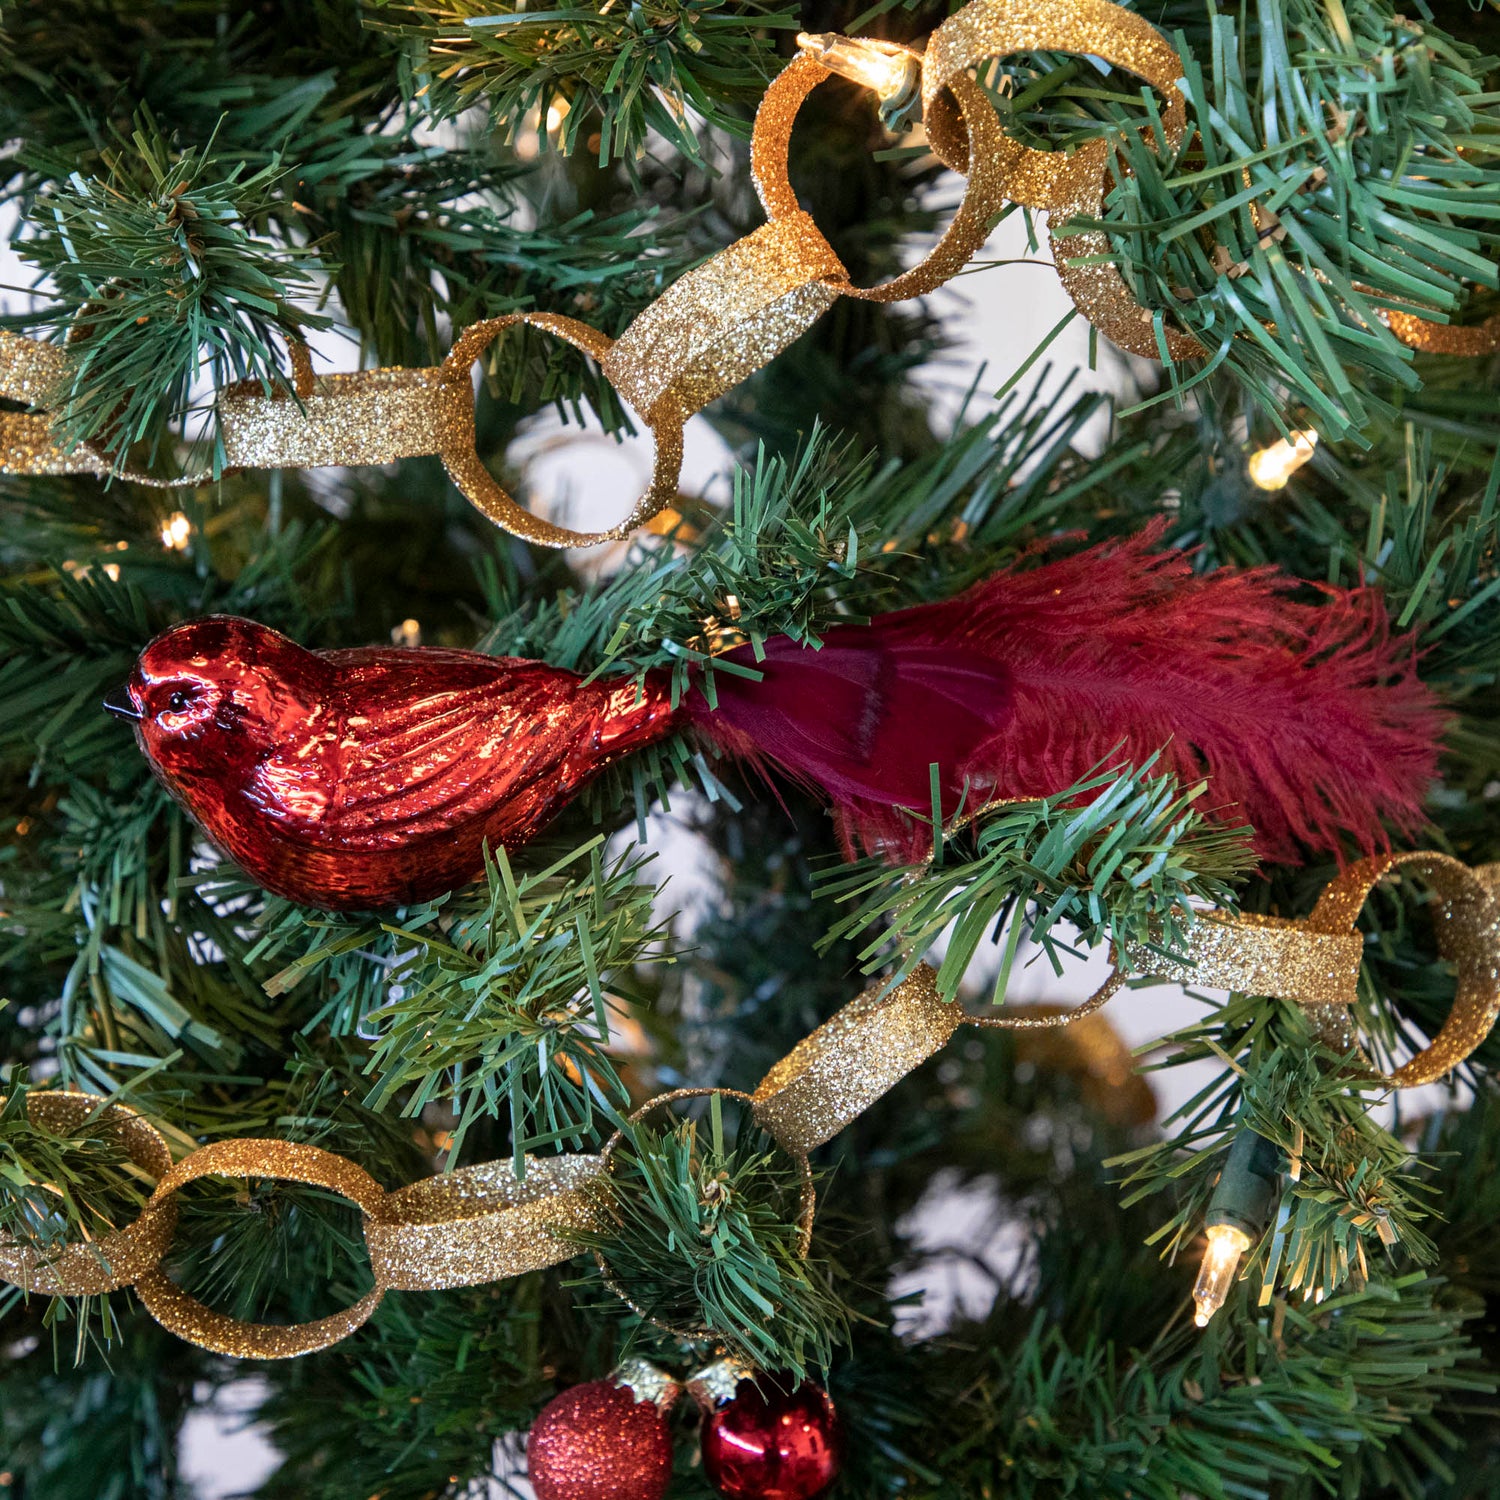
<box><xmin>167</xmin><ymin>690</ymin><xmax>191</xmax><ymax>713</ymax></box>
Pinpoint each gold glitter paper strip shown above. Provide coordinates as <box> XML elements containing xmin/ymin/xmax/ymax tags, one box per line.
<box><xmin>367</xmin><ymin>1154</ymin><xmax>607</xmax><ymax>1290</ymax></box>
<box><xmin>5</xmin><ymin>851</ymin><xmax>1497</xmax><ymax>1358</ymax></box>
<box><xmin>752</xmin><ymin>56</ymin><xmax>1010</xmax><ymax>304</ymax></box>
<box><xmin>134</xmin><ymin>1138</ymin><xmax>390</xmax><ymax>1359</ymax></box>
<box><xmin>438</xmin><ymin>313</ymin><xmax>686</xmax><ymax>548</ymax></box>
<box><xmin>967</xmin><ymin>964</ymin><xmax>1126</xmax><ymax>1029</ymax></box>
<box><xmin>1130</xmin><ymin>853</ymin><xmax>1500</xmax><ymax>1087</ymax></box>
<box><xmin>219</xmin><ymin>367</ymin><xmax>448</xmax><ymax>469</ymax></box>
<box><xmin>600</xmin><ymin>217</ymin><xmax>845</xmax><ymax>423</ymax></box>
<box><xmin>0</xmin><ymin>1092</ymin><xmax>176</xmax><ymax>1296</ymax></box>
<box><xmin>6</xmin><ymin>0</ymin><xmax>1500</xmax><ymax>534</ymax></box>
<box><xmin>0</xmin><ymin>330</ymin><xmax>215</xmax><ymax>487</ymax></box>
<box><xmin>1312</xmin><ymin>853</ymin><xmax>1500</xmax><ymax>1087</ymax></box>
<box><xmin>1124</xmin><ymin>914</ymin><xmax>1364</xmax><ymax>1006</ymax></box>
<box><xmin>0</xmin><ymin>312</ymin><xmax>680</xmax><ymax>547</ymax></box>
<box><xmin>0</xmin><ymin>331</ymin><xmax>114</xmax><ymax>479</ymax></box>
<box><xmin>134</xmin><ymin>1270</ymin><xmax>387</xmax><ymax>1360</ymax></box>
<box><xmin>1388</xmin><ymin>309</ymin><xmax>1500</xmax><ymax>356</ymax></box>
<box><xmin>753</xmin><ymin>966</ymin><xmax>959</xmax><ymax>1152</ymax></box>
<box><xmin>921</xmin><ymin>0</ymin><xmax>1204</xmax><ymax>361</ymax></box>
<box><xmin>922</xmin><ymin>0</ymin><xmax>1187</xmax><ymax>210</ymax></box>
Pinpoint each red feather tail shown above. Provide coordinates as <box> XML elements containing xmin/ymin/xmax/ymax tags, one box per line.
<box><xmin>687</xmin><ymin>524</ymin><xmax>1446</xmax><ymax>864</ymax></box>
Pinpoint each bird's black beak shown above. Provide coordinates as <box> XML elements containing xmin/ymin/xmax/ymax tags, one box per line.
<box><xmin>103</xmin><ymin>687</ymin><xmax>142</xmax><ymax>722</ymax></box>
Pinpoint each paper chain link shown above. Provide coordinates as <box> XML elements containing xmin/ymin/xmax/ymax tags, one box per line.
<box><xmin>2</xmin><ymin>849</ymin><xmax>1496</xmax><ymax>1358</ymax></box>
<box><xmin>2</xmin><ymin>0</ymin><xmax>1488</xmax><ymax>547</ymax></box>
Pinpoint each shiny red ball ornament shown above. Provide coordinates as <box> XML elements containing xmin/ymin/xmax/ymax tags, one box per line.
<box><xmin>691</xmin><ymin>1363</ymin><xmax>844</xmax><ymax>1500</ymax></box>
<box><xmin>526</xmin><ymin>1363</ymin><xmax>679</xmax><ymax>1500</ymax></box>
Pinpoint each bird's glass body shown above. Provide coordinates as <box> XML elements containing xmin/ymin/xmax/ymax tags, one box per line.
<box><xmin>126</xmin><ymin>617</ymin><xmax>676</xmax><ymax>909</ymax></box>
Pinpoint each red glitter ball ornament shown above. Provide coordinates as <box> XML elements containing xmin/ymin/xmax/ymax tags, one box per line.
<box><xmin>694</xmin><ymin>1366</ymin><xmax>843</xmax><ymax>1500</ymax></box>
<box><xmin>526</xmin><ymin>1365</ymin><xmax>677</xmax><ymax>1500</ymax></box>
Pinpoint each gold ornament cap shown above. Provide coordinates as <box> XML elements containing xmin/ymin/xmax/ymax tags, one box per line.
<box><xmin>685</xmin><ymin>1357</ymin><xmax>756</xmax><ymax>1410</ymax></box>
<box><xmin>613</xmin><ymin>1357</ymin><xmax>682</xmax><ymax>1412</ymax></box>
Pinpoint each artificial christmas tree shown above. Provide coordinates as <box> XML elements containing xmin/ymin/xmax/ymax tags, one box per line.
<box><xmin>3</xmin><ymin>0</ymin><xmax>1500</xmax><ymax>1496</ymax></box>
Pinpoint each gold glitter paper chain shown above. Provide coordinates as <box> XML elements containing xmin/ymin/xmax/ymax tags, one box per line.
<box><xmin>3</xmin><ymin>0</ymin><xmax>1493</xmax><ymax>540</ymax></box>
<box><xmin>2</xmin><ymin>847</ymin><xmax>1496</xmax><ymax>1358</ymax></box>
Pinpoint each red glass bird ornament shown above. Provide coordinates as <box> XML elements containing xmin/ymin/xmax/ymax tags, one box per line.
<box><xmin>113</xmin><ymin>615</ymin><xmax>675</xmax><ymax>909</ymax></box>
<box><xmin>110</xmin><ymin>526</ymin><xmax>1444</xmax><ymax>910</ymax></box>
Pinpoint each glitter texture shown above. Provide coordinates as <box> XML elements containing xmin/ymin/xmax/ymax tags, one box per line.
<box><xmin>134</xmin><ymin>1269</ymin><xmax>387</xmax><ymax>1360</ymax></box>
<box><xmin>753</xmin><ymin>966</ymin><xmax>959</xmax><ymax>1151</ymax></box>
<box><xmin>0</xmin><ymin>1091</ymin><xmax>176</xmax><ymax>1295</ymax></box>
<box><xmin>1124</xmin><ymin>915</ymin><xmax>1364</xmax><ymax>1005</ymax></box>
<box><xmin>5</xmin><ymin>852</ymin><xmax>1497</xmax><ymax>1357</ymax></box>
<box><xmin>367</xmin><ymin>1154</ymin><xmax>607</xmax><ymax>1290</ymax></box>
<box><xmin>1388</xmin><ymin>309</ymin><xmax>1500</xmax><ymax>355</ymax></box>
<box><xmin>3</xmin><ymin>0</ymin><xmax>1497</xmax><ymax>531</ymax></box>
<box><xmin>969</xmin><ymin>966</ymin><xmax>1125</xmax><ymax>1029</ymax></box>
<box><xmin>133</xmin><ymin>1138</ymin><xmax>390</xmax><ymax>1359</ymax></box>
<box><xmin>921</xmin><ymin>0</ymin><xmax>1201</xmax><ymax>359</ymax></box>
<box><xmin>441</xmin><ymin>312</ymin><xmax>685</xmax><ymax>548</ymax></box>
<box><xmin>1311</xmin><ymin>853</ymin><xmax>1500</xmax><ymax>1087</ymax></box>
<box><xmin>601</xmin><ymin>216</ymin><xmax>844</xmax><ymax>422</ymax></box>
<box><xmin>220</xmin><ymin>367</ymin><xmax>448</xmax><ymax>468</ymax></box>
<box><xmin>753</xmin><ymin>57</ymin><xmax>1010</xmax><ymax>303</ymax></box>
<box><xmin>0</xmin><ymin>329</ymin><xmax>215</xmax><ymax>486</ymax></box>
<box><xmin>1130</xmin><ymin>852</ymin><xmax>1500</xmax><ymax>1088</ymax></box>
<box><xmin>0</xmin><ymin>331</ymin><xmax>109</xmax><ymax>478</ymax></box>
<box><xmin>527</xmin><ymin>1379</ymin><xmax>674</xmax><ymax>1500</ymax></box>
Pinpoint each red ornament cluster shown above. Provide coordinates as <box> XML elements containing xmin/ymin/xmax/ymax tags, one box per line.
<box><xmin>525</xmin><ymin>1361</ymin><xmax>843</xmax><ymax>1500</ymax></box>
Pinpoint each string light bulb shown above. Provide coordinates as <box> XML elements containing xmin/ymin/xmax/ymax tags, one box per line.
<box><xmin>1193</xmin><ymin>1223</ymin><xmax>1251</xmax><ymax>1327</ymax></box>
<box><xmin>1247</xmin><ymin>429</ymin><xmax>1318</xmax><ymax>491</ymax></box>
<box><xmin>796</xmin><ymin>33</ymin><xmax>920</xmax><ymax>124</ymax></box>
<box><xmin>1192</xmin><ymin>1126</ymin><xmax>1281</xmax><ymax>1329</ymax></box>
<box><xmin>160</xmin><ymin>511</ymin><xmax>191</xmax><ymax>550</ymax></box>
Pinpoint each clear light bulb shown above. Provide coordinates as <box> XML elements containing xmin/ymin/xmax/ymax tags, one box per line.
<box><xmin>1193</xmin><ymin>1223</ymin><xmax>1252</xmax><ymax>1327</ymax></box>
<box><xmin>160</xmin><ymin>511</ymin><xmax>191</xmax><ymax>550</ymax></box>
<box><xmin>1247</xmin><ymin>429</ymin><xmax>1318</xmax><ymax>491</ymax></box>
<box><xmin>796</xmin><ymin>33</ymin><xmax>919</xmax><ymax>104</ymax></box>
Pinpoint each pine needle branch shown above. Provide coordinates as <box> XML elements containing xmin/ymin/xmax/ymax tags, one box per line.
<box><xmin>251</xmin><ymin>840</ymin><xmax>669</xmax><ymax>1167</ymax></box>
<box><xmin>1075</xmin><ymin>0</ymin><xmax>1500</xmax><ymax>441</ymax></box>
<box><xmin>816</xmin><ymin>757</ymin><xmax>1256</xmax><ymax>1002</ymax></box>
<box><xmin>571</xmin><ymin>1102</ymin><xmax>847</xmax><ymax>1379</ymax></box>
<box><xmin>951</xmin><ymin>1274</ymin><xmax>1487</xmax><ymax>1499</ymax></box>
<box><xmin>15</xmin><ymin>113</ymin><xmax>327</xmax><ymax>467</ymax></box>
<box><xmin>0</xmin><ymin>1074</ymin><xmax>148</xmax><ymax>1255</ymax></box>
<box><xmin>370</xmin><ymin>0</ymin><xmax>800</xmax><ymax>168</ymax></box>
<box><xmin>1110</xmin><ymin>992</ymin><xmax>1437</xmax><ymax>1305</ymax></box>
